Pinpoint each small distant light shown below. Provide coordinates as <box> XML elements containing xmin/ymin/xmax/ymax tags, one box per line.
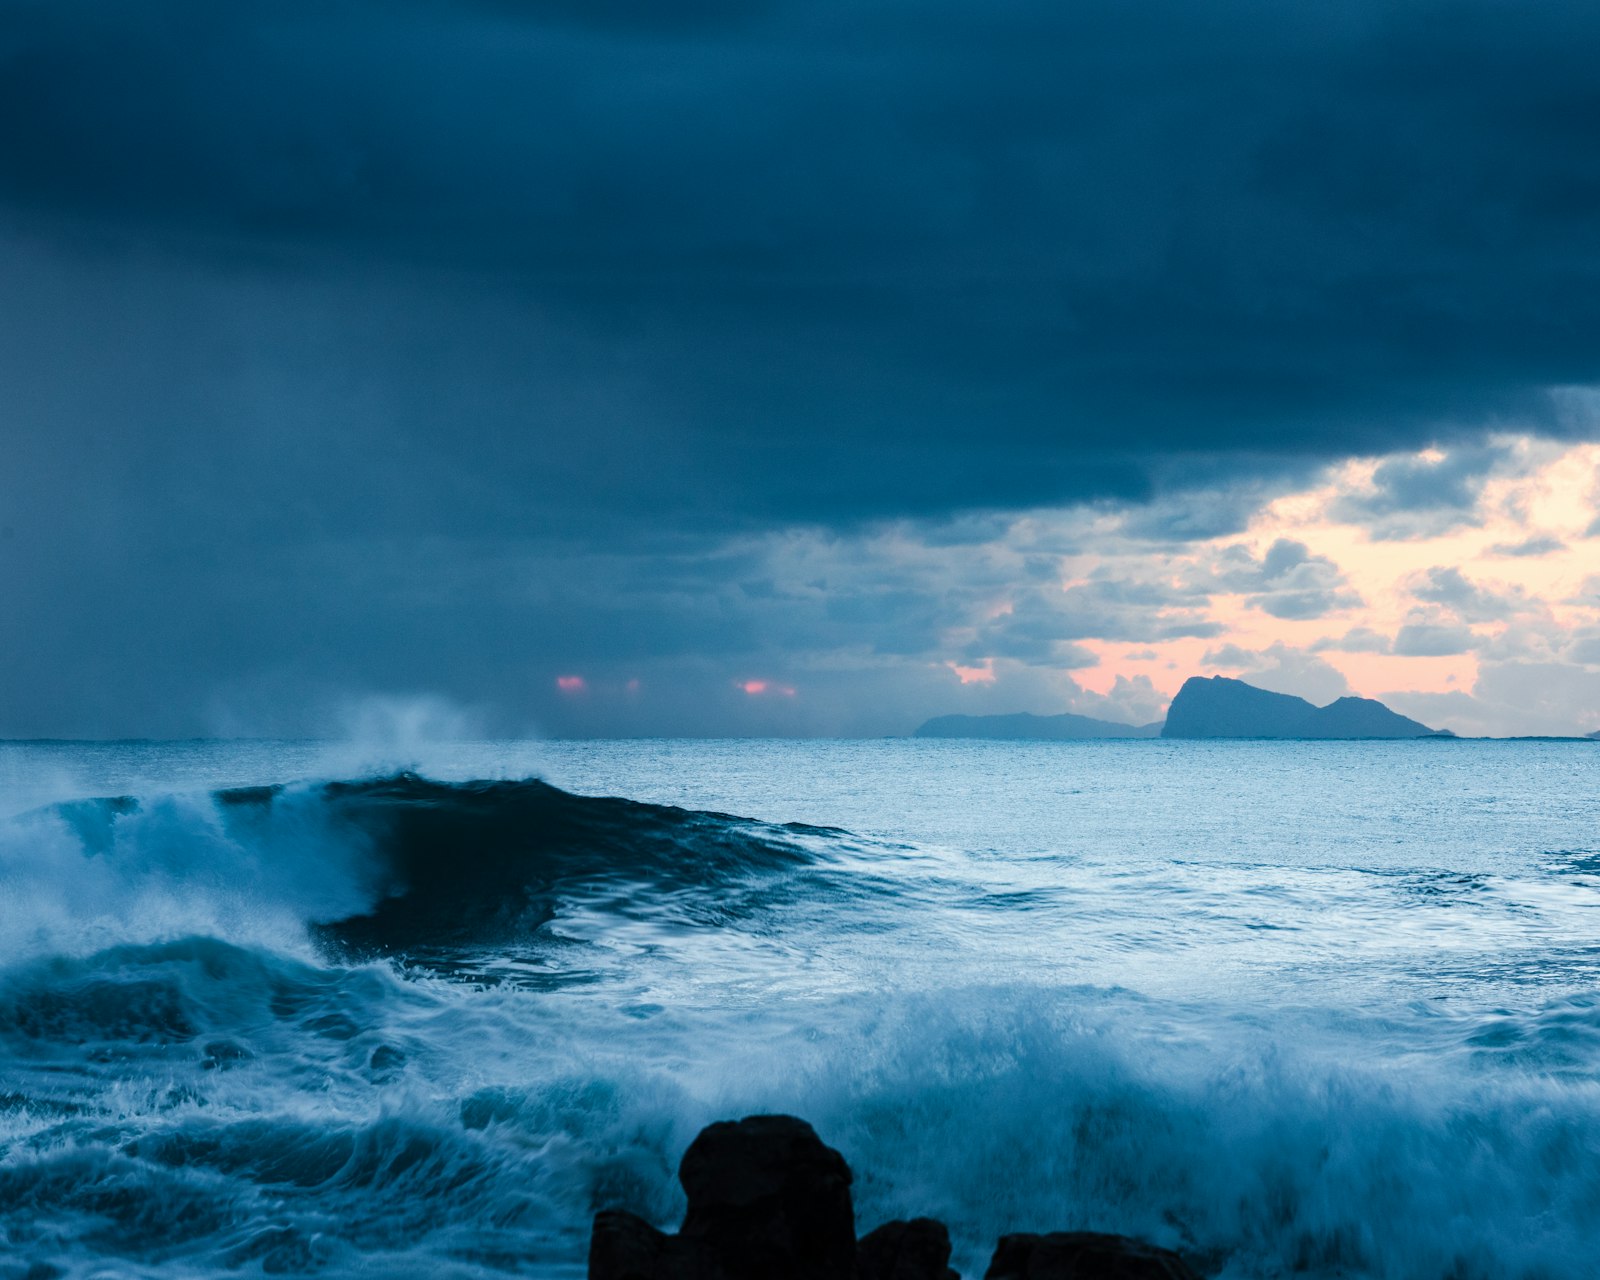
<box><xmin>740</xmin><ymin>679</ymin><xmax>796</xmax><ymax>697</ymax></box>
<box><xmin>556</xmin><ymin>675</ymin><xmax>586</xmax><ymax>693</ymax></box>
<box><xmin>626</xmin><ymin>678</ymin><xmax>642</xmax><ymax>693</ymax></box>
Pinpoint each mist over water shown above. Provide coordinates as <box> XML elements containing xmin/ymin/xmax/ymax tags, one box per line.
<box><xmin>1</xmin><ymin>739</ymin><xmax>1597</xmax><ymax>1279</ymax></box>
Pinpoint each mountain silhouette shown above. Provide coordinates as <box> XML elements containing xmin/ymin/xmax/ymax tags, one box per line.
<box><xmin>1161</xmin><ymin>676</ymin><xmax>1440</xmax><ymax>739</ymax></box>
<box><xmin>913</xmin><ymin>711</ymin><xmax>1164</xmax><ymax>740</ymax></box>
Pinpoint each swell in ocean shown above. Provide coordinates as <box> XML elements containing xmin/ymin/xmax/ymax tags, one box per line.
<box><xmin>6</xmin><ymin>774</ymin><xmax>831</xmax><ymax>964</ymax></box>
<box><xmin>1</xmin><ymin>768</ymin><xmax>1597</xmax><ymax>1278</ymax></box>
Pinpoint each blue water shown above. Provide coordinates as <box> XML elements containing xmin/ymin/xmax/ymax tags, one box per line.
<box><xmin>1</xmin><ymin>739</ymin><xmax>1598</xmax><ymax>1279</ymax></box>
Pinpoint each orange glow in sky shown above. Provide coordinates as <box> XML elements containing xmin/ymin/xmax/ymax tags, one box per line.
<box><xmin>948</xmin><ymin>436</ymin><xmax>1600</xmax><ymax>733</ymax></box>
<box><xmin>741</xmin><ymin>679</ymin><xmax>797</xmax><ymax>696</ymax></box>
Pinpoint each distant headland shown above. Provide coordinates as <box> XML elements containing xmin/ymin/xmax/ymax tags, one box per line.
<box><xmin>915</xmin><ymin>674</ymin><xmax>1458</xmax><ymax>740</ymax></box>
<box><xmin>913</xmin><ymin>710</ymin><xmax>1164</xmax><ymax>740</ymax></box>
<box><xmin>1161</xmin><ymin>675</ymin><xmax>1444</xmax><ymax>738</ymax></box>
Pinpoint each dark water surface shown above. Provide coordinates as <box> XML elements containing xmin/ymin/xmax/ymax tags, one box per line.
<box><xmin>1</xmin><ymin>739</ymin><xmax>1597</xmax><ymax>1278</ymax></box>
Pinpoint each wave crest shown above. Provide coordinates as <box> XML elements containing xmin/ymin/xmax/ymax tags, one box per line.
<box><xmin>2</xmin><ymin>773</ymin><xmax>827</xmax><ymax>962</ymax></box>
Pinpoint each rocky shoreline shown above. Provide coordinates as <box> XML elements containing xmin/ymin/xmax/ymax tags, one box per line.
<box><xmin>589</xmin><ymin>1115</ymin><xmax>1199</xmax><ymax>1280</ymax></box>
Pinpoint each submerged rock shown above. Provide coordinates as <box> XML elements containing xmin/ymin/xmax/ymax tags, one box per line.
<box><xmin>984</xmin><ymin>1232</ymin><xmax>1200</xmax><ymax>1280</ymax></box>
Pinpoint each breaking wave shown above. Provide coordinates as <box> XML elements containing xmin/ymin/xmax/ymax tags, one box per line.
<box><xmin>1</xmin><ymin>763</ymin><xmax>1598</xmax><ymax>1279</ymax></box>
<box><xmin>1</xmin><ymin>773</ymin><xmax>831</xmax><ymax>963</ymax></box>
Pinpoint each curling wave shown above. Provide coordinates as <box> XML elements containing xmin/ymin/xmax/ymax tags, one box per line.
<box><xmin>3</xmin><ymin>743</ymin><xmax>1599</xmax><ymax>1280</ymax></box>
<box><xmin>4</xmin><ymin>773</ymin><xmax>833</xmax><ymax>963</ymax></box>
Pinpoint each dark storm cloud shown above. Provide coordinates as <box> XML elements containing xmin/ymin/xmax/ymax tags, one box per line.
<box><xmin>1409</xmin><ymin>566</ymin><xmax>1524</xmax><ymax>623</ymax></box>
<box><xmin>1113</xmin><ymin>475</ymin><xmax>1297</xmax><ymax>544</ymax></box>
<box><xmin>1205</xmin><ymin>539</ymin><xmax>1362</xmax><ymax>620</ymax></box>
<box><xmin>1360</xmin><ymin>449</ymin><xmax>1506</xmax><ymax>515</ymax></box>
<box><xmin>1328</xmin><ymin>442</ymin><xmax>1513</xmax><ymax>537</ymax></box>
<box><xmin>7</xmin><ymin>0</ymin><xmax>1600</xmax><ymax>525</ymax></box>
<box><xmin>7</xmin><ymin>0</ymin><xmax>1600</xmax><ymax>734</ymax></box>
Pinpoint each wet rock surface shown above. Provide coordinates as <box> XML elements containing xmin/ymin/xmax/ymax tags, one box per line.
<box><xmin>590</xmin><ymin>1115</ymin><xmax>855</xmax><ymax>1280</ymax></box>
<box><xmin>678</xmin><ymin>1115</ymin><xmax>856</xmax><ymax>1280</ymax></box>
<box><xmin>984</xmin><ymin>1232</ymin><xmax>1201</xmax><ymax>1280</ymax></box>
<box><xmin>857</xmin><ymin>1217</ymin><xmax>959</xmax><ymax>1280</ymax></box>
<box><xmin>589</xmin><ymin>1209</ymin><xmax>712</xmax><ymax>1280</ymax></box>
<box><xmin>589</xmin><ymin>1115</ymin><xmax>1201</xmax><ymax>1280</ymax></box>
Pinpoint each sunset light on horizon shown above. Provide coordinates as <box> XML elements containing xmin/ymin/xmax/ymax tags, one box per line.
<box><xmin>1025</xmin><ymin>436</ymin><xmax>1600</xmax><ymax>734</ymax></box>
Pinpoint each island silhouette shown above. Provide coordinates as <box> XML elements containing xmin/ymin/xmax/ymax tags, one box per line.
<box><xmin>915</xmin><ymin>675</ymin><xmax>1449</xmax><ymax>740</ymax></box>
<box><xmin>1161</xmin><ymin>675</ymin><xmax>1441</xmax><ymax>738</ymax></box>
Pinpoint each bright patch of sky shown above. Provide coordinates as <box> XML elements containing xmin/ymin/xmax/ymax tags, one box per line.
<box><xmin>690</xmin><ymin>436</ymin><xmax>1600</xmax><ymax>738</ymax></box>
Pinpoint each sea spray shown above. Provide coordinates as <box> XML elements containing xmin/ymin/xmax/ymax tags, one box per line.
<box><xmin>1</xmin><ymin>740</ymin><xmax>1598</xmax><ymax>1278</ymax></box>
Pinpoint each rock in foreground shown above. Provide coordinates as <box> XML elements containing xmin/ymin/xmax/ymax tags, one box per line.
<box><xmin>589</xmin><ymin>1209</ymin><xmax>701</xmax><ymax>1280</ymax></box>
<box><xmin>590</xmin><ymin>1115</ymin><xmax>861</xmax><ymax>1280</ymax></box>
<box><xmin>590</xmin><ymin>1115</ymin><xmax>1199</xmax><ymax>1280</ymax></box>
<box><xmin>858</xmin><ymin>1218</ymin><xmax>959</xmax><ymax>1280</ymax></box>
<box><xmin>985</xmin><ymin>1232</ymin><xmax>1201</xmax><ymax>1280</ymax></box>
<box><xmin>678</xmin><ymin>1115</ymin><xmax>856</xmax><ymax>1280</ymax></box>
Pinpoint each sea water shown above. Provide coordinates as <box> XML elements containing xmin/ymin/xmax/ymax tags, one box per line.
<box><xmin>1</xmin><ymin>738</ymin><xmax>1597</xmax><ymax>1279</ymax></box>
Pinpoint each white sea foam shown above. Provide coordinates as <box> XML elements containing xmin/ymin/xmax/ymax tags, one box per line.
<box><xmin>1</xmin><ymin>738</ymin><xmax>1597</xmax><ymax>1278</ymax></box>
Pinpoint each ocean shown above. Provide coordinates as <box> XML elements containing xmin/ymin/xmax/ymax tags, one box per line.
<box><xmin>1</xmin><ymin>737</ymin><xmax>1597</xmax><ymax>1279</ymax></box>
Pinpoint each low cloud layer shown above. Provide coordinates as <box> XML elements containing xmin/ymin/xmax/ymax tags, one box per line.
<box><xmin>5</xmin><ymin>431</ymin><xmax>1596</xmax><ymax>738</ymax></box>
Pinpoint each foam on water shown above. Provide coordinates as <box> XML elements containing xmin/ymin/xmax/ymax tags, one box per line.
<box><xmin>1</xmin><ymin>740</ymin><xmax>1598</xmax><ymax>1278</ymax></box>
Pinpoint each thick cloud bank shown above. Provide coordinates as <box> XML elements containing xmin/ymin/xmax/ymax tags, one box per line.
<box><xmin>3</xmin><ymin>2</ymin><xmax>1600</xmax><ymax>734</ymax></box>
<box><xmin>8</xmin><ymin>1</ymin><xmax>1600</xmax><ymax>516</ymax></box>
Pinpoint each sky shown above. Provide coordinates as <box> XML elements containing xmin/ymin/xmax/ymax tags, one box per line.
<box><xmin>3</xmin><ymin>1</ymin><xmax>1600</xmax><ymax>738</ymax></box>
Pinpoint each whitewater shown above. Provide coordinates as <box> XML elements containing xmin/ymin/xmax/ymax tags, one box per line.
<box><xmin>1</xmin><ymin>737</ymin><xmax>1597</xmax><ymax>1279</ymax></box>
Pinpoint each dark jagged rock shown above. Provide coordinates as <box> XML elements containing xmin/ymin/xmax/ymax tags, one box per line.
<box><xmin>858</xmin><ymin>1218</ymin><xmax>960</xmax><ymax>1280</ymax></box>
<box><xmin>678</xmin><ymin>1115</ymin><xmax>856</xmax><ymax>1280</ymax></box>
<box><xmin>984</xmin><ymin>1232</ymin><xmax>1200</xmax><ymax>1280</ymax></box>
<box><xmin>591</xmin><ymin>1117</ymin><xmax>1204</xmax><ymax>1280</ymax></box>
<box><xmin>590</xmin><ymin>1115</ymin><xmax>857</xmax><ymax>1280</ymax></box>
<box><xmin>590</xmin><ymin>1210</ymin><xmax>714</xmax><ymax>1280</ymax></box>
